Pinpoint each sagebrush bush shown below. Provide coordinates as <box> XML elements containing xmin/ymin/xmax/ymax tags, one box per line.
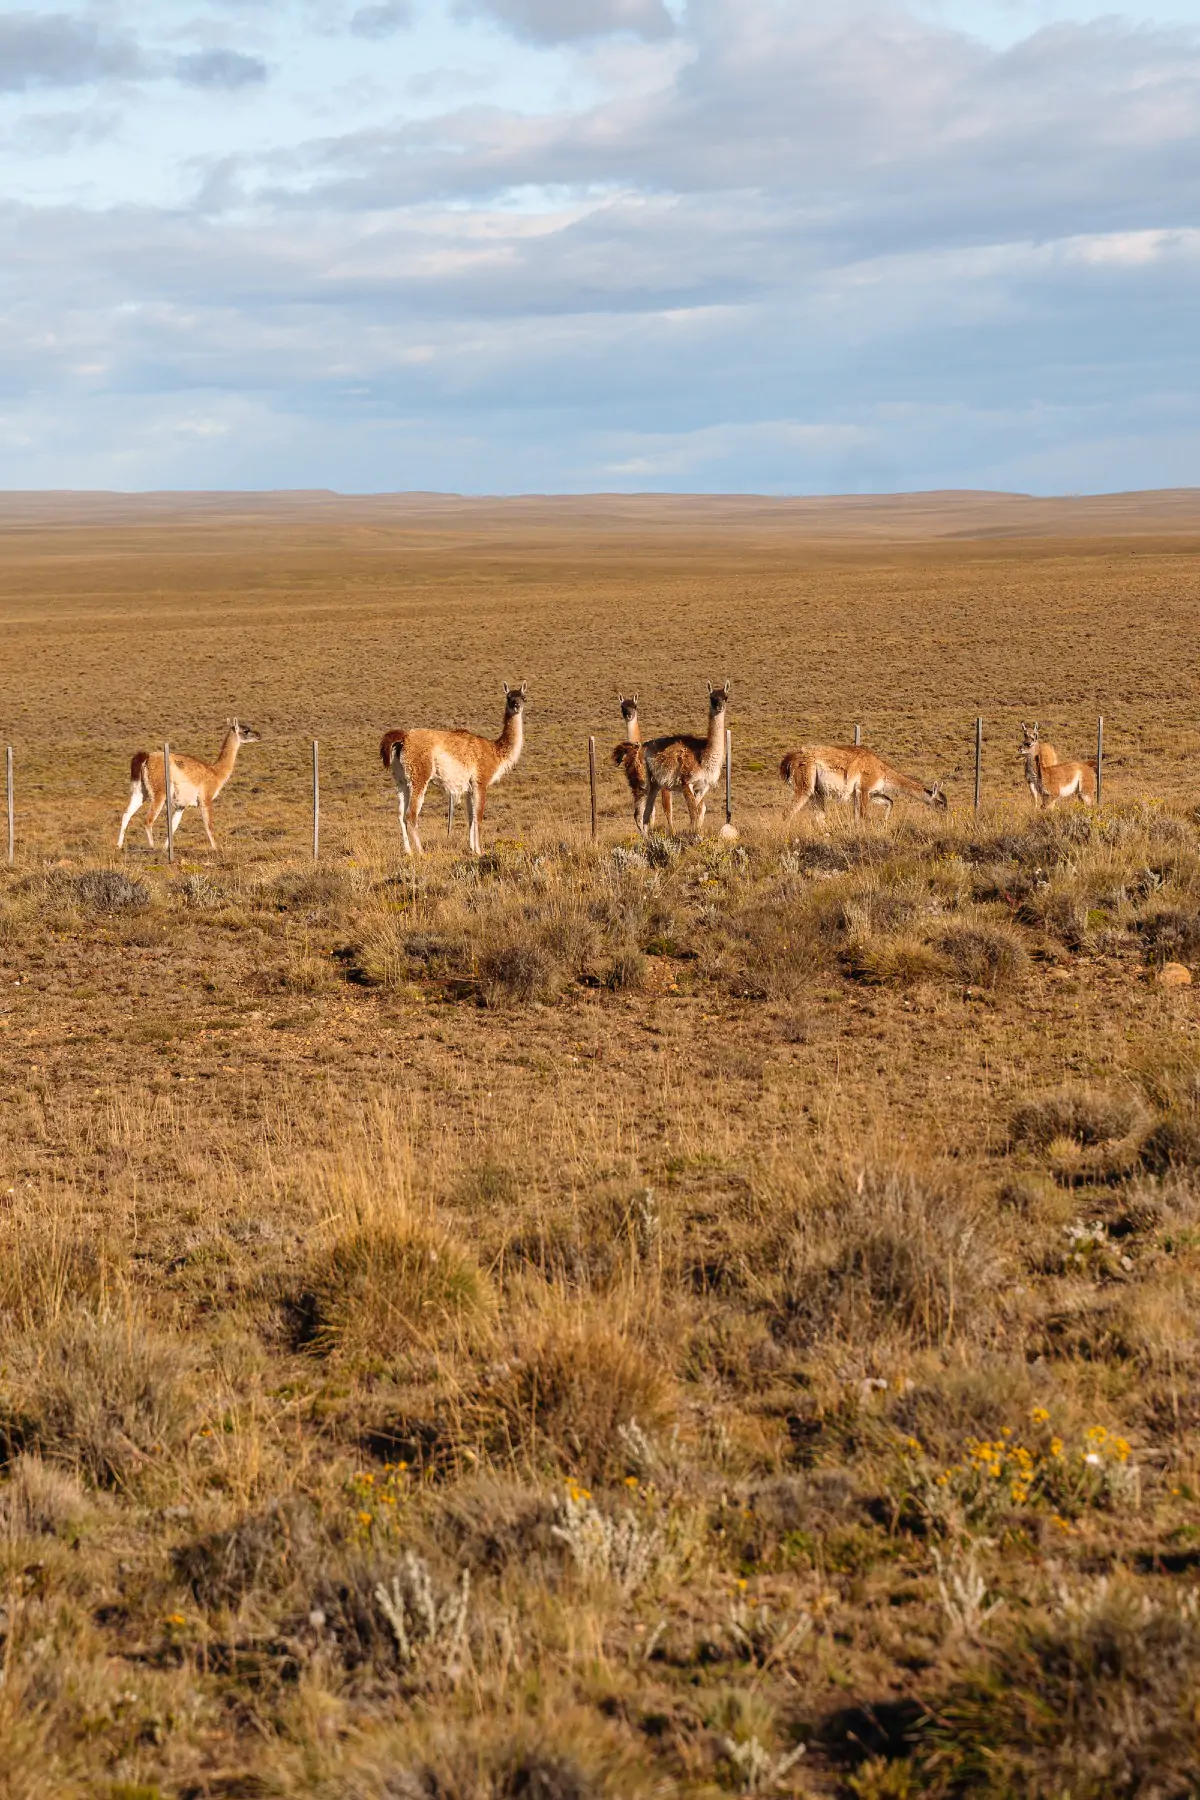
<box><xmin>1011</xmin><ymin>1086</ymin><xmax>1145</xmax><ymax>1152</ymax></box>
<box><xmin>1</xmin><ymin>1307</ymin><xmax>196</xmax><ymax>1487</ymax></box>
<box><xmin>0</xmin><ymin>1454</ymin><xmax>89</xmax><ymax>1540</ymax></box>
<box><xmin>61</xmin><ymin>869</ymin><xmax>150</xmax><ymax>913</ymax></box>
<box><xmin>777</xmin><ymin>1168</ymin><xmax>1001</xmax><ymax>1349</ymax></box>
<box><xmin>939</xmin><ymin>922</ymin><xmax>1028</xmax><ymax>990</ymax></box>
<box><xmin>174</xmin><ymin>1498</ymin><xmax>320</xmax><ymax>1609</ymax></box>
<box><xmin>887</xmin><ymin>1581</ymin><xmax>1200</xmax><ymax>1798</ymax></box>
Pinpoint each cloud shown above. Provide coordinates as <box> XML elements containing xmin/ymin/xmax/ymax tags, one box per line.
<box><xmin>461</xmin><ymin>0</ymin><xmax>674</xmax><ymax>45</ymax></box>
<box><xmin>175</xmin><ymin>48</ymin><xmax>269</xmax><ymax>90</ymax></box>
<box><xmin>349</xmin><ymin>1</ymin><xmax>413</xmax><ymax>37</ymax></box>
<box><xmin>0</xmin><ymin>11</ymin><xmax>140</xmax><ymax>90</ymax></box>
<box><xmin>3</xmin><ymin>0</ymin><xmax>1200</xmax><ymax>492</ymax></box>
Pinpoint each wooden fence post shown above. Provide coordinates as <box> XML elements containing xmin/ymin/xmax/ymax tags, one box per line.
<box><xmin>974</xmin><ymin>716</ymin><xmax>983</xmax><ymax>814</ymax></box>
<box><xmin>312</xmin><ymin>740</ymin><xmax>320</xmax><ymax>861</ymax></box>
<box><xmin>853</xmin><ymin>723</ymin><xmax>861</xmax><ymax>747</ymax></box>
<box><xmin>725</xmin><ymin>728</ymin><xmax>733</xmax><ymax>824</ymax></box>
<box><xmin>447</xmin><ymin>792</ymin><xmax>455</xmax><ymax>836</ymax></box>
<box><xmin>5</xmin><ymin>746</ymin><xmax>11</xmax><ymax>867</ymax></box>
<box><xmin>163</xmin><ymin>743</ymin><xmax>174</xmax><ymax>864</ymax></box>
<box><xmin>1096</xmin><ymin>716</ymin><xmax>1104</xmax><ymax>808</ymax></box>
<box><xmin>588</xmin><ymin>736</ymin><xmax>598</xmax><ymax>841</ymax></box>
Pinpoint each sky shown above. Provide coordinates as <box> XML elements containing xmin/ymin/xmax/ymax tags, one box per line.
<box><xmin>2</xmin><ymin>0</ymin><xmax>1200</xmax><ymax>493</ymax></box>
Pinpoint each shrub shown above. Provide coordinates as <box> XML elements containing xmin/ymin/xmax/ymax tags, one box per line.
<box><xmin>776</xmin><ymin>1168</ymin><xmax>1001</xmax><ymax>1350</ymax></box>
<box><xmin>302</xmin><ymin>1218</ymin><xmax>494</xmax><ymax>1361</ymax></box>
<box><xmin>1011</xmin><ymin>1086</ymin><xmax>1145</xmax><ymax>1152</ymax></box>
<box><xmin>1139</xmin><ymin>1111</ymin><xmax>1200</xmax><ymax>1174</ymax></box>
<box><xmin>843</xmin><ymin>934</ymin><xmax>948</xmax><ymax>987</ymax></box>
<box><xmin>477</xmin><ymin>1320</ymin><xmax>673</xmax><ymax>1482</ymax></box>
<box><xmin>939</xmin><ymin>923</ymin><xmax>1028</xmax><ymax>991</ymax></box>
<box><xmin>1</xmin><ymin>1307</ymin><xmax>195</xmax><ymax>1488</ymax></box>
<box><xmin>1136</xmin><ymin>904</ymin><xmax>1200</xmax><ymax>969</ymax></box>
<box><xmin>174</xmin><ymin>1499</ymin><xmax>319</xmax><ymax>1609</ymax></box>
<box><xmin>888</xmin><ymin>1580</ymin><xmax>1200</xmax><ymax>1798</ymax></box>
<box><xmin>478</xmin><ymin>935</ymin><xmax>561</xmax><ymax>1003</ymax></box>
<box><xmin>0</xmin><ymin>1454</ymin><xmax>88</xmax><ymax>1540</ymax></box>
<box><xmin>66</xmin><ymin>869</ymin><xmax>150</xmax><ymax>912</ymax></box>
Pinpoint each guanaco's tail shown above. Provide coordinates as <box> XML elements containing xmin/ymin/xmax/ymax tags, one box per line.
<box><xmin>779</xmin><ymin>750</ymin><xmax>805</xmax><ymax>785</ymax></box>
<box><xmin>612</xmin><ymin>742</ymin><xmax>641</xmax><ymax>772</ymax></box>
<box><xmin>130</xmin><ymin>750</ymin><xmax>152</xmax><ymax>791</ymax></box>
<box><xmin>380</xmin><ymin>729</ymin><xmax>407</xmax><ymax>770</ymax></box>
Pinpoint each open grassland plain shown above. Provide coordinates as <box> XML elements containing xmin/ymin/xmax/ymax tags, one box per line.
<box><xmin>2</xmin><ymin>493</ymin><xmax>1200</xmax><ymax>1797</ymax></box>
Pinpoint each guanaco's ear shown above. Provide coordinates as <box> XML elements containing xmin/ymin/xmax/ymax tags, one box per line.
<box><xmin>707</xmin><ymin>681</ymin><xmax>713</xmax><ymax>694</ymax></box>
<box><xmin>631</xmin><ymin>692</ymin><xmax>638</xmax><ymax>705</ymax></box>
<box><xmin>520</xmin><ymin>681</ymin><xmax>527</xmax><ymax>695</ymax></box>
<box><xmin>503</xmin><ymin>682</ymin><xmax>510</xmax><ymax>695</ymax></box>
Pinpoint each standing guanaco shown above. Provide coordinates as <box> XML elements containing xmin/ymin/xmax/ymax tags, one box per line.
<box><xmin>1018</xmin><ymin>723</ymin><xmax>1097</xmax><ymax>807</ymax></box>
<box><xmin>380</xmin><ymin>683</ymin><xmax>527</xmax><ymax>855</ymax></box>
<box><xmin>611</xmin><ymin>694</ymin><xmax>673</xmax><ymax>832</ymax></box>
<box><xmin>118</xmin><ymin>719</ymin><xmax>260</xmax><ymax>850</ymax></box>
<box><xmin>637</xmin><ymin>681</ymin><xmax>730</xmax><ymax>835</ymax></box>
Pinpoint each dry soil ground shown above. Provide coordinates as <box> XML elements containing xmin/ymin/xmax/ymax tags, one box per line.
<box><xmin>1</xmin><ymin>492</ymin><xmax>1200</xmax><ymax>1799</ymax></box>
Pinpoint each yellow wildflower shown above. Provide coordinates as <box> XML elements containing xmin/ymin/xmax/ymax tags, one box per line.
<box><xmin>1030</xmin><ymin>1406</ymin><xmax>1050</xmax><ymax>1426</ymax></box>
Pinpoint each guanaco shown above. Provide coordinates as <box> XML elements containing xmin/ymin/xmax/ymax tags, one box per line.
<box><xmin>780</xmin><ymin>743</ymin><xmax>947</xmax><ymax>825</ymax></box>
<box><xmin>117</xmin><ymin>719</ymin><xmax>260</xmax><ymax>850</ymax></box>
<box><xmin>611</xmin><ymin>693</ymin><xmax>673</xmax><ymax>831</ymax></box>
<box><xmin>1019</xmin><ymin>722</ymin><xmax>1097</xmax><ymax>808</ymax></box>
<box><xmin>637</xmin><ymin>681</ymin><xmax>730</xmax><ymax>835</ymax></box>
<box><xmin>380</xmin><ymin>682</ymin><xmax>526</xmax><ymax>856</ymax></box>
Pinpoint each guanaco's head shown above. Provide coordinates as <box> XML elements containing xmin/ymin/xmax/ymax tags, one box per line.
<box><xmin>925</xmin><ymin>780</ymin><xmax>949</xmax><ymax>811</ymax></box>
<box><xmin>618</xmin><ymin>693</ymin><xmax>639</xmax><ymax>724</ymax></box>
<box><xmin>502</xmin><ymin>681</ymin><xmax>528</xmax><ymax>718</ymax></box>
<box><xmin>707</xmin><ymin>679</ymin><xmax>731</xmax><ymax>718</ymax></box>
<box><xmin>1019</xmin><ymin>721</ymin><xmax>1040</xmax><ymax>757</ymax></box>
<box><xmin>230</xmin><ymin>718</ymin><xmax>261</xmax><ymax>745</ymax></box>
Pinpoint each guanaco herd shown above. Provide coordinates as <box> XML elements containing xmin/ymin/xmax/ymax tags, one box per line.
<box><xmin>115</xmin><ymin>689</ymin><xmax>1105</xmax><ymax>857</ymax></box>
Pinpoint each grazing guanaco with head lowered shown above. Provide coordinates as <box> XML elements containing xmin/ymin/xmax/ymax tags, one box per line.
<box><xmin>380</xmin><ymin>682</ymin><xmax>526</xmax><ymax>856</ymax></box>
<box><xmin>1019</xmin><ymin>722</ymin><xmax>1097</xmax><ymax>808</ymax></box>
<box><xmin>117</xmin><ymin>719</ymin><xmax>261</xmax><ymax>850</ymax></box>
<box><xmin>780</xmin><ymin>743</ymin><xmax>947</xmax><ymax>826</ymax></box>
<box><xmin>637</xmin><ymin>680</ymin><xmax>730</xmax><ymax>835</ymax></box>
<box><xmin>611</xmin><ymin>693</ymin><xmax>673</xmax><ymax>832</ymax></box>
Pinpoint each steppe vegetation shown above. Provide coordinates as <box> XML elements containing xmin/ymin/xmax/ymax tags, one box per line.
<box><xmin>1</xmin><ymin>493</ymin><xmax>1200</xmax><ymax>1797</ymax></box>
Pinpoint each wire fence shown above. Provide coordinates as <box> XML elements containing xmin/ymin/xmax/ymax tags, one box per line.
<box><xmin>0</xmin><ymin>716</ymin><xmax>1118</xmax><ymax>866</ymax></box>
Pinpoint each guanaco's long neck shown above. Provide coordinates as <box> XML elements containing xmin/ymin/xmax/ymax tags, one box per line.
<box><xmin>493</xmin><ymin>707</ymin><xmax>524</xmax><ymax>778</ymax></box>
<box><xmin>211</xmin><ymin>729</ymin><xmax>241</xmax><ymax>795</ymax></box>
<box><xmin>625</xmin><ymin>712</ymin><xmax>641</xmax><ymax>744</ymax></box>
<box><xmin>1022</xmin><ymin>745</ymin><xmax>1042</xmax><ymax>787</ymax></box>
<box><xmin>702</xmin><ymin>704</ymin><xmax>726</xmax><ymax>778</ymax></box>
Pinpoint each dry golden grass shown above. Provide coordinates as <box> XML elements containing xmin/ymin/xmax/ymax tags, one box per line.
<box><xmin>2</xmin><ymin>493</ymin><xmax>1200</xmax><ymax>1795</ymax></box>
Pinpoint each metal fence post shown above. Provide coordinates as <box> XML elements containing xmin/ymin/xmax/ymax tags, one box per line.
<box><xmin>725</xmin><ymin>728</ymin><xmax>733</xmax><ymax>824</ymax></box>
<box><xmin>1096</xmin><ymin>716</ymin><xmax>1104</xmax><ymax>808</ymax></box>
<box><xmin>163</xmin><ymin>743</ymin><xmax>174</xmax><ymax>864</ymax></box>
<box><xmin>312</xmin><ymin>740</ymin><xmax>320</xmax><ymax>860</ymax></box>
<box><xmin>853</xmin><ymin>723</ymin><xmax>861</xmax><ymax>747</ymax></box>
<box><xmin>5</xmin><ymin>746</ymin><xmax>11</xmax><ymax>866</ymax></box>
<box><xmin>974</xmin><ymin>716</ymin><xmax>983</xmax><ymax>813</ymax></box>
<box><xmin>588</xmin><ymin>736</ymin><xmax>598</xmax><ymax>841</ymax></box>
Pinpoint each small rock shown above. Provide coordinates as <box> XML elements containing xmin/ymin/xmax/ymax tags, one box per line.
<box><xmin>718</xmin><ymin>822</ymin><xmax>739</xmax><ymax>842</ymax></box>
<box><xmin>1156</xmin><ymin>962</ymin><xmax>1193</xmax><ymax>987</ymax></box>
